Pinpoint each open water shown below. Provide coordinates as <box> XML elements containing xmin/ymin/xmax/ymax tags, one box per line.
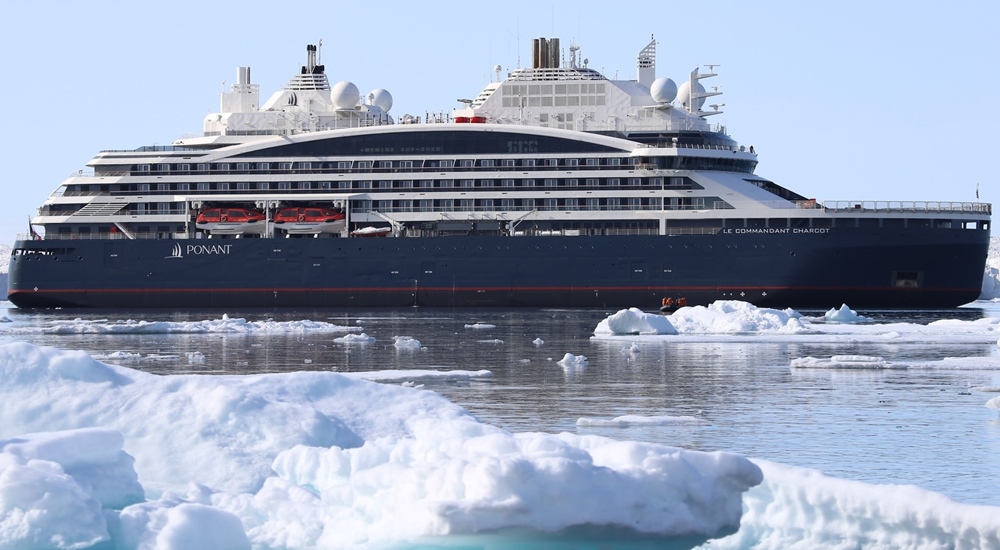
<box><xmin>2</xmin><ymin>303</ymin><xmax>999</xmax><ymax>508</ymax></box>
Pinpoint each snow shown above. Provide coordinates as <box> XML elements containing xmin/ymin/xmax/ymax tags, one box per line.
<box><xmin>593</xmin><ymin>307</ymin><xmax>677</xmax><ymax>335</ymax></box>
<box><xmin>822</xmin><ymin>303</ymin><xmax>869</xmax><ymax>323</ymax></box>
<box><xmin>591</xmin><ymin>301</ymin><xmax>1000</xmax><ymax>345</ymax></box>
<box><xmin>35</xmin><ymin>315</ymin><xmax>361</xmax><ymax>335</ymax></box>
<box><xmin>0</xmin><ymin>342</ymin><xmax>764</xmax><ymax>548</ymax></box>
<box><xmin>392</xmin><ymin>335</ymin><xmax>422</xmax><ymax>350</ymax></box>
<box><xmin>557</xmin><ymin>352</ymin><xmax>589</xmax><ymax>368</ymax></box>
<box><xmin>4</xmin><ymin>279</ymin><xmax>1000</xmax><ymax>546</ymax></box>
<box><xmin>981</xmin><ymin>237</ymin><xmax>1000</xmax><ymax>299</ymax></box>
<box><xmin>790</xmin><ymin>355</ymin><xmax>907</xmax><ymax>369</ymax></box>
<box><xmin>332</xmin><ymin>332</ymin><xmax>375</xmax><ymax>344</ymax></box>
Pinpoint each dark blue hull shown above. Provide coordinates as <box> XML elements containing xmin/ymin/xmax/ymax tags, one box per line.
<box><xmin>7</xmin><ymin>227</ymin><xmax>990</xmax><ymax>309</ymax></box>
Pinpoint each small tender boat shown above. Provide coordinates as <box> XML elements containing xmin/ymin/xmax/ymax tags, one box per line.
<box><xmin>273</xmin><ymin>207</ymin><xmax>346</xmax><ymax>235</ymax></box>
<box><xmin>195</xmin><ymin>207</ymin><xmax>266</xmax><ymax>235</ymax></box>
<box><xmin>659</xmin><ymin>297</ymin><xmax>687</xmax><ymax>314</ymax></box>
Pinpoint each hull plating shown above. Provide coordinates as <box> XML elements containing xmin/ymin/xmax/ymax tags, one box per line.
<box><xmin>8</xmin><ymin>228</ymin><xmax>990</xmax><ymax>309</ymax></box>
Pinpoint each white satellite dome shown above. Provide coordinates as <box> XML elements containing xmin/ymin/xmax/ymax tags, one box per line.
<box><xmin>367</xmin><ymin>88</ymin><xmax>393</xmax><ymax>112</ymax></box>
<box><xmin>676</xmin><ymin>80</ymin><xmax>707</xmax><ymax>110</ymax></box>
<box><xmin>330</xmin><ymin>81</ymin><xmax>360</xmax><ymax>109</ymax></box>
<box><xmin>649</xmin><ymin>77</ymin><xmax>678</xmax><ymax>104</ymax></box>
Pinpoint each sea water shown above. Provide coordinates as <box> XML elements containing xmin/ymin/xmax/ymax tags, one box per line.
<box><xmin>3</xmin><ymin>303</ymin><xmax>998</xmax><ymax>511</ymax></box>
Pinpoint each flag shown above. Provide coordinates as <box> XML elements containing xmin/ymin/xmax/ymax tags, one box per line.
<box><xmin>28</xmin><ymin>217</ymin><xmax>40</xmax><ymax>240</ymax></box>
<box><xmin>976</xmin><ymin>184</ymin><xmax>980</xmax><ymax>200</ymax></box>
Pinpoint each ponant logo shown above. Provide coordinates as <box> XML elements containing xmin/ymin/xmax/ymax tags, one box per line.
<box><xmin>165</xmin><ymin>243</ymin><xmax>233</xmax><ymax>259</ymax></box>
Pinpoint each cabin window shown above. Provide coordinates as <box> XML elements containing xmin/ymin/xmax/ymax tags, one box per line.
<box><xmin>477</xmin><ymin>179</ymin><xmax>492</xmax><ymax>188</ymax></box>
<box><xmin>501</xmin><ymin>159</ymin><xmax>515</xmax><ymax>167</ymax></box>
<box><xmin>479</xmin><ymin>159</ymin><xmax>494</xmax><ymax>168</ymax></box>
<box><xmin>236</xmin><ymin>163</ymin><xmax>249</xmax><ymax>171</ymax></box>
<box><xmin>257</xmin><ymin>162</ymin><xmax>269</xmax><ymax>170</ymax></box>
<box><xmin>197</xmin><ymin>164</ymin><xmax>209</xmax><ymax>171</ymax></box>
<box><xmin>299</xmin><ymin>162</ymin><xmax>311</xmax><ymax>170</ymax></box>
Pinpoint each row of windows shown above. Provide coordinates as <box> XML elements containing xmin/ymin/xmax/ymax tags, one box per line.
<box><xmin>68</xmin><ymin>176</ymin><xmax>699</xmax><ymax>196</ymax></box>
<box><xmin>130</xmin><ymin>156</ymin><xmax>634</xmax><ymax>174</ymax></box>
<box><xmin>364</xmin><ymin>197</ymin><xmax>685</xmax><ymax>212</ymax></box>
<box><xmin>119</xmin><ymin>155</ymin><xmax>756</xmax><ymax>177</ymax></box>
<box><xmin>45</xmin><ymin>196</ymin><xmax>714</xmax><ymax>217</ymax></box>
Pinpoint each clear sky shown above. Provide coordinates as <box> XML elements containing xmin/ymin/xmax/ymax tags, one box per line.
<box><xmin>2</xmin><ymin>1</ymin><xmax>997</xmax><ymax>246</ymax></box>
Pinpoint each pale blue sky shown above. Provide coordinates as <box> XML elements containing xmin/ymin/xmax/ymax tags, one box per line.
<box><xmin>2</xmin><ymin>1</ymin><xmax>997</xmax><ymax>245</ymax></box>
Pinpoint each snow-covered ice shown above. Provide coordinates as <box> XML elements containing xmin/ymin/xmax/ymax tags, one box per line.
<box><xmin>0</xmin><ymin>342</ymin><xmax>762</xmax><ymax>548</ymax></box>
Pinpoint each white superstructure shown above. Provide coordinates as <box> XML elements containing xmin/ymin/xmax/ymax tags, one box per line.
<box><xmin>25</xmin><ymin>38</ymin><xmax>988</xmax><ymax>244</ymax></box>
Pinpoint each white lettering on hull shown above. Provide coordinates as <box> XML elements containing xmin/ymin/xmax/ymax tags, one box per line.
<box><xmin>185</xmin><ymin>244</ymin><xmax>233</xmax><ymax>255</ymax></box>
<box><xmin>721</xmin><ymin>228</ymin><xmax>831</xmax><ymax>235</ymax></box>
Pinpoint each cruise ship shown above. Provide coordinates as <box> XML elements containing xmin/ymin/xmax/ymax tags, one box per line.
<box><xmin>7</xmin><ymin>38</ymin><xmax>991</xmax><ymax>309</ymax></box>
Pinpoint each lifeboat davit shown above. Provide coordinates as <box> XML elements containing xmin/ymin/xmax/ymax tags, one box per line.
<box><xmin>273</xmin><ymin>207</ymin><xmax>346</xmax><ymax>235</ymax></box>
<box><xmin>195</xmin><ymin>207</ymin><xmax>266</xmax><ymax>235</ymax></box>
